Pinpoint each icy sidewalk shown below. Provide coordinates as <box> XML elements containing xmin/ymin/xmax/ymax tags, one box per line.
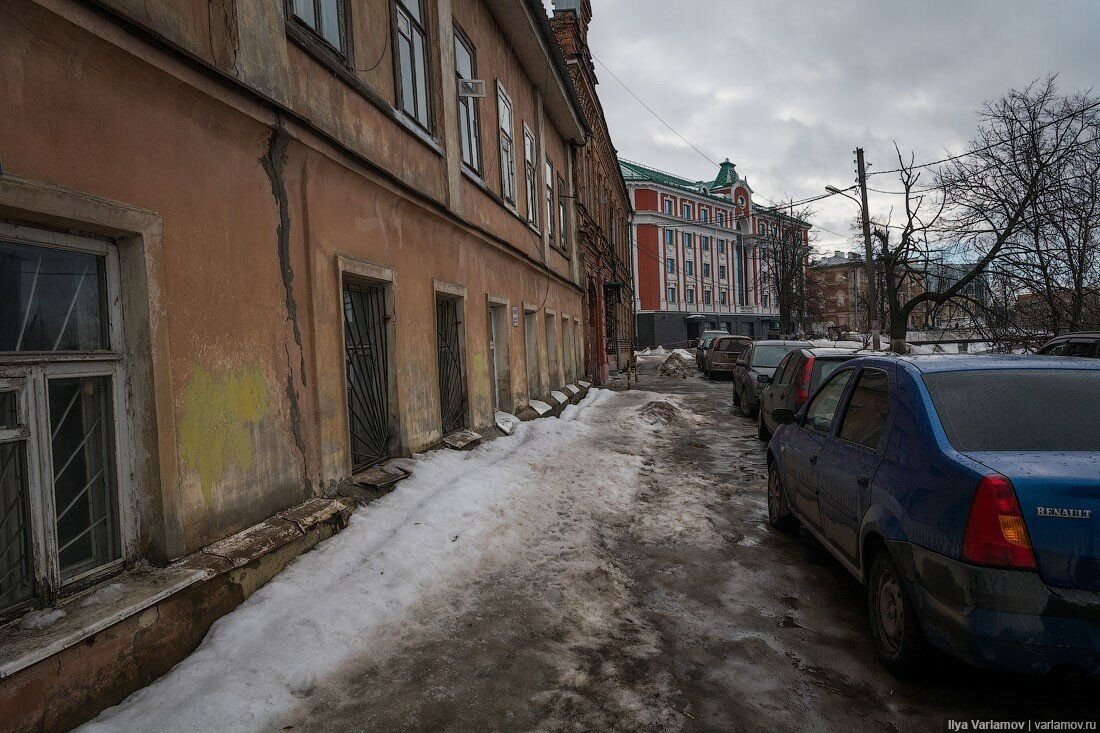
<box><xmin>81</xmin><ymin>388</ymin><xmax>664</xmax><ymax>732</ymax></box>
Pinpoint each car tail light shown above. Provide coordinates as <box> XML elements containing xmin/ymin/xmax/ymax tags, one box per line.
<box><xmin>961</xmin><ymin>475</ymin><xmax>1037</xmax><ymax>570</ymax></box>
<box><xmin>795</xmin><ymin>356</ymin><xmax>815</xmax><ymax>403</ymax></box>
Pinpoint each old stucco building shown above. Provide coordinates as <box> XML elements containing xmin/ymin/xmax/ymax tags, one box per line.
<box><xmin>550</xmin><ymin>0</ymin><xmax>634</xmax><ymax>384</ymax></box>
<box><xmin>0</xmin><ymin>0</ymin><xmax>591</xmax><ymax>727</ymax></box>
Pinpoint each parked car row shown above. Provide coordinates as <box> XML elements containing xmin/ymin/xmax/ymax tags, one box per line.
<box><xmin>756</xmin><ymin>352</ymin><xmax>1100</xmax><ymax>679</ymax></box>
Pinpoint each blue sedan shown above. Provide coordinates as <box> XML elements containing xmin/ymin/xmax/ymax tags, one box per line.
<box><xmin>765</xmin><ymin>355</ymin><xmax>1100</xmax><ymax>677</ymax></box>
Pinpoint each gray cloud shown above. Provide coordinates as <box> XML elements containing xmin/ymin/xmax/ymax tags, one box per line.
<box><xmin>563</xmin><ymin>0</ymin><xmax>1100</xmax><ymax>251</ymax></box>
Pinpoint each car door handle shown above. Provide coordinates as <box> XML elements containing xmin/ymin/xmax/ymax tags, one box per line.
<box><xmin>857</xmin><ymin>474</ymin><xmax>870</xmax><ymax>487</ymax></box>
<box><xmin>809</xmin><ymin>454</ymin><xmax>818</xmax><ymax>465</ymax></box>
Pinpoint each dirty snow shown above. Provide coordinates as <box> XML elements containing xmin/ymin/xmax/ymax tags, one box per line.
<box><xmin>80</xmin><ymin>388</ymin><xmax>687</xmax><ymax>732</ymax></box>
<box><xmin>17</xmin><ymin>608</ymin><xmax>66</xmax><ymax>631</ymax></box>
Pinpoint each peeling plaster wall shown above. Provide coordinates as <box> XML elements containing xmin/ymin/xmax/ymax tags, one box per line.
<box><xmin>1</xmin><ymin>1</ymin><xmax>584</xmax><ymax>557</ymax></box>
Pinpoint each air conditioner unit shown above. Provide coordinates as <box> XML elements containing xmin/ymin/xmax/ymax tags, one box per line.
<box><xmin>457</xmin><ymin>79</ymin><xmax>487</xmax><ymax>98</ymax></box>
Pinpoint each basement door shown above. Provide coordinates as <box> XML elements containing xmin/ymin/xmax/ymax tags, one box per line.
<box><xmin>343</xmin><ymin>280</ymin><xmax>391</xmax><ymax>471</ymax></box>
<box><xmin>436</xmin><ymin>297</ymin><xmax>468</xmax><ymax>435</ymax></box>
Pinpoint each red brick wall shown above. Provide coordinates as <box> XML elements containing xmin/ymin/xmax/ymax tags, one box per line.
<box><xmin>637</xmin><ymin>224</ymin><xmax>660</xmax><ymax>310</ymax></box>
<box><xmin>634</xmin><ymin>187</ymin><xmax>658</xmax><ymax>212</ymax></box>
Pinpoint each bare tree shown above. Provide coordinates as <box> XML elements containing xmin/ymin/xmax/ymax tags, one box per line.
<box><xmin>869</xmin><ymin>78</ymin><xmax>1096</xmax><ymax>353</ymax></box>
<box><xmin>757</xmin><ymin>203</ymin><xmax>814</xmax><ymax>336</ymax></box>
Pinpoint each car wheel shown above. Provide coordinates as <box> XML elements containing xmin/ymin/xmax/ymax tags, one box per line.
<box><xmin>767</xmin><ymin>463</ymin><xmax>797</xmax><ymax>532</ymax></box>
<box><xmin>867</xmin><ymin>551</ymin><xmax>929</xmax><ymax>676</ymax></box>
<box><xmin>740</xmin><ymin>391</ymin><xmax>758</xmax><ymax>418</ymax></box>
<box><xmin>757</xmin><ymin>410</ymin><xmax>771</xmax><ymax>441</ymax></box>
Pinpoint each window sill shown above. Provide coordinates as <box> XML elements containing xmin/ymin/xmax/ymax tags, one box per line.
<box><xmin>460</xmin><ymin>167</ymin><xmax>531</xmax><ymax>228</ymax></box>
<box><xmin>0</xmin><ymin>565</ymin><xmax>207</xmax><ymax>680</ymax></box>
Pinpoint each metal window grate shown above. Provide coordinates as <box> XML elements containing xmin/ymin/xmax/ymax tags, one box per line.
<box><xmin>0</xmin><ymin>442</ymin><xmax>33</xmax><ymax>613</ymax></box>
<box><xmin>436</xmin><ymin>298</ymin><xmax>467</xmax><ymax>435</ymax></box>
<box><xmin>343</xmin><ymin>281</ymin><xmax>392</xmax><ymax>471</ymax></box>
<box><xmin>49</xmin><ymin>376</ymin><xmax>120</xmax><ymax>581</ymax></box>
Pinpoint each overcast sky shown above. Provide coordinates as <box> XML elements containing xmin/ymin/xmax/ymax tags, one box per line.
<box><xmin>551</xmin><ymin>0</ymin><xmax>1100</xmax><ymax>254</ymax></box>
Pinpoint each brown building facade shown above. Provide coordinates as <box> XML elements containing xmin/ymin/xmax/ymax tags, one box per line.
<box><xmin>550</xmin><ymin>0</ymin><xmax>633</xmax><ymax>383</ymax></box>
<box><xmin>0</xmin><ymin>0</ymin><xmax>591</xmax><ymax>726</ymax></box>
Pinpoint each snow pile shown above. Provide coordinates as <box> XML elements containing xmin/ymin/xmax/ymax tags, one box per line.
<box><xmin>672</xmin><ymin>348</ymin><xmax>694</xmax><ymax>360</ymax></box>
<box><xmin>639</xmin><ymin>399</ymin><xmax>684</xmax><ymax>426</ymax></box>
<box><xmin>657</xmin><ymin>352</ymin><xmax>691</xmax><ymax>378</ymax></box>
<box><xmin>80</xmin><ymin>388</ymin><xmax>679</xmax><ymax>733</ymax></box>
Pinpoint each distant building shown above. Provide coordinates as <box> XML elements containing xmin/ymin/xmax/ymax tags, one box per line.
<box><xmin>623</xmin><ymin>158</ymin><xmax>811</xmax><ymax>347</ymax></box>
<box><xmin>550</xmin><ymin>0</ymin><xmax>634</xmax><ymax>383</ymax></box>
<box><xmin>807</xmin><ymin>250</ymin><xmax>927</xmax><ymax>336</ymax></box>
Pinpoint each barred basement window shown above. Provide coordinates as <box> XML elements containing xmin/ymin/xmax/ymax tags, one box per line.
<box><xmin>0</xmin><ymin>226</ymin><xmax>127</xmax><ymax>617</ymax></box>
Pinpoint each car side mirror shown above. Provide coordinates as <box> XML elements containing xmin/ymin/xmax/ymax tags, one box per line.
<box><xmin>771</xmin><ymin>408</ymin><xmax>795</xmax><ymax>425</ymax></box>
<box><xmin>757</xmin><ymin>374</ymin><xmax>771</xmax><ymax>384</ymax></box>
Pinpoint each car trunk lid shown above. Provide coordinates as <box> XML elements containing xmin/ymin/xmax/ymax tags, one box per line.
<box><xmin>966</xmin><ymin>451</ymin><xmax>1100</xmax><ymax>590</ymax></box>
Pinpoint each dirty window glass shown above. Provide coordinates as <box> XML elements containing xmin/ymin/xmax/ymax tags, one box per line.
<box><xmin>804</xmin><ymin>370</ymin><xmax>853</xmax><ymax>433</ymax></box>
<box><xmin>0</xmin><ymin>240</ymin><xmax>109</xmax><ymax>352</ymax></box>
<box><xmin>838</xmin><ymin>369</ymin><xmax>889</xmax><ymax>449</ymax></box>
<box><xmin>924</xmin><ymin>369</ymin><xmax>1100</xmax><ymax>450</ymax></box>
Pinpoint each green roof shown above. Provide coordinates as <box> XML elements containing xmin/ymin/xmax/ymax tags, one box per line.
<box><xmin>709</xmin><ymin>159</ymin><xmax>739</xmax><ymax>190</ymax></box>
<box><xmin>618</xmin><ymin>156</ymin><xmax>810</xmax><ymax>228</ymax></box>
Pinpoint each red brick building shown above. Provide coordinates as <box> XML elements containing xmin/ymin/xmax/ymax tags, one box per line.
<box><xmin>550</xmin><ymin>0</ymin><xmax>633</xmax><ymax>384</ymax></box>
<box><xmin>624</xmin><ymin>158</ymin><xmax>811</xmax><ymax>346</ymax></box>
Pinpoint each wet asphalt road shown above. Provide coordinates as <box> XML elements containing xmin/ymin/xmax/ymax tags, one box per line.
<box><xmin>277</xmin><ymin>357</ymin><xmax>1098</xmax><ymax>733</ymax></box>
<box><xmin>634</xmin><ymin>356</ymin><xmax>1099</xmax><ymax>731</ymax></box>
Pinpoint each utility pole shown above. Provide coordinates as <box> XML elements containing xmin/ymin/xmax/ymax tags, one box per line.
<box><xmin>855</xmin><ymin>148</ymin><xmax>881</xmax><ymax>350</ymax></box>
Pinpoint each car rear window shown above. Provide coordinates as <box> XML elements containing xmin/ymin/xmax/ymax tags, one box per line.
<box><xmin>810</xmin><ymin>358</ymin><xmax>852</xmax><ymax>390</ymax></box>
<box><xmin>716</xmin><ymin>339</ymin><xmax>748</xmax><ymax>353</ymax></box>
<box><xmin>923</xmin><ymin>369</ymin><xmax>1100</xmax><ymax>451</ymax></box>
<box><xmin>751</xmin><ymin>345</ymin><xmax>799</xmax><ymax>368</ymax></box>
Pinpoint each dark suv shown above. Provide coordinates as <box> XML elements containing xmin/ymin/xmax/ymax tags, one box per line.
<box><xmin>1036</xmin><ymin>332</ymin><xmax>1100</xmax><ymax>358</ymax></box>
<box><xmin>731</xmin><ymin>340</ymin><xmax>810</xmax><ymax>418</ymax></box>
<box><xmin>756</xmin><ymin>347</ymin><xmax>863</xmax><ymax>439</ymax></box>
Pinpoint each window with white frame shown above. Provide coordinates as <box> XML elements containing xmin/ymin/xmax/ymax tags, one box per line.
<box><xmin>523</xmin><ymin>126</ymin><xmax>537</xmax><ymax>225</ymax></box>
<box><xmin>719</xmin><ymin>264</ymin><xmax>727</xmax><ymax>280</ymax></box>
<box><xmin>718</xmin><ymin>239</ymin><xmax>726</xmax><ymax>254</ymax></box>
<box><xmin>665</xmin><ymin>257</ymin><xmax>675</xmax><ymax>274</ymax></box>
<box><xmin>683</xmin><ymin>233</ymin><xmax>692</xmax><ymax>248</ymax></box>
<box><xmin>667</xmin><ymin>285</ymin><xmax>676</xmax><ymax>302</ymax></box>
<box><xmin>497</xmin><ymin>83</ymin><xmax>516</xmax><ymax>204</ymax></box>
<box><xmin>702</xmin><ymin>236</ymin><xmax>710</xmax><ymax>251</ymax></box>
<box><xmin>703</xmin><ymin>262</ymin><xmax>711</xmax><ymax>278</ymax></box>
<box><xmin>454</xmin><ymin>28</ymin><xmax>480</xmax><ymax>171</ymax></box>
<box><xmin>720</xmin><ymin>290</ymin><xmax>728</xmax><ymax>305</ymax></box>
<box><xmin>662</xmin><ymin>198</ymin><xmax>673</xmax><ymax>214</ymax></box>
<box><xmin>289</xmin><ymin>0</ymin><xmax>347</xmax><ymax>53</ymax></box>
<box><xmin>686</xmin><ymin>288</ymin><xmax>695</xmax><ymax>304</ymax></box>
<box><xmin>685</xmin><ymin>260</ymin><xmax>694</xmax><ymax>276</ymax></box>
<box><xmin>394</xmin><ymin>0</ymin><xmax>431</xmax><ymax>130</ymax></box>
<box><xmin>704</xmin><ymin>289</ymin><xmax>712</xmax><ymax>305</ymax></box>
<box><xmin>681</xmin><ymin>202</ymin><xmax>692</xmax><ymax>219</ymax></box>
<box><xmin>700</xmin><ymin>208</ymin><xmax>709</xmax><ymax>223</ymax></box>
<box><xmin>716</xmin><ymin>211</ymin><xmax>724</xmax><ymax>226</ymax></box>
<box><xmin>0</xmin><ymin>225</ymin><xmax>127</xmax><ymax>617</ymax></box>
<box><xmin>545</xmin><ymin>159</ymin><xmax>555</xmax><ymax>240</ymax></box>
<box><xmin>664</xmin><ymin>229</ymin><xmax>674</xmax><ymax>245</ymax></box>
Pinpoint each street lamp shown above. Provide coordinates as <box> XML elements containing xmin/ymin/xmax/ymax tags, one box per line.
<box><xmin>825</xmin><ymin>180</ymin><xmax>880</xmax><ymax>350</ymax></box>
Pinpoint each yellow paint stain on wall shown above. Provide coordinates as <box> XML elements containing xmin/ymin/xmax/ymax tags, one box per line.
<box><xmin>179</xmin><ymin>363</ymin><xmax>269</xmax><ymax>504</ymax></box>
